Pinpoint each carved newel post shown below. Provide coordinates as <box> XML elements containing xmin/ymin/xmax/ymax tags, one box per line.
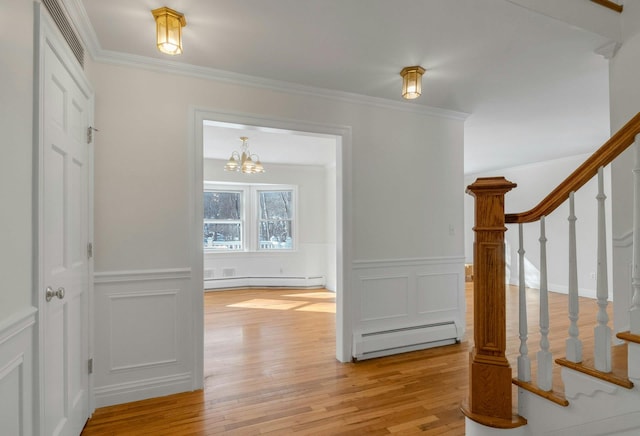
<box><xmin>463</xmin><ymin>177</ymin><xmax>523</xmax><ymax>428</ymax></box>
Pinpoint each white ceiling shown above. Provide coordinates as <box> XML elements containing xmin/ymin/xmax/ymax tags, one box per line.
<box><xmin>203</xmin><ymin>121</ymin><xmax>336</xmax><ymax>167</ymax></box>
<box><xmin>75</xmin><ymin>0</ymin><xmax>615</xmax><ymax>173</ymax></box>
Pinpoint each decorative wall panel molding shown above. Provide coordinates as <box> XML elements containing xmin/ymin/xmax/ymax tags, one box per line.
<box><xmin>94</xmin><ymin>269</ymin><xmax>195</xmax><ymax>407</ymax></box>
<box><xmin>351</xmin><ymin>257</ymin><xmax>464</xmax><ymax>359</ymax></box>
<box><xmin>109</xmin><ymin>291</ymin><xmax>178</xmax><ymax>372</ymax></box>
<box><xmin>95</xmin><ymin>268</ymin><xmax>192</xmax><ymax>283</ymax></box>
<box><xmin>360</xmin><ymin>276</ymin><xmax>409</xmax><ymax>321</ymax></box>
<box><xmin>0</xmin><ymin>307</ymin><xmax>36</xmax><ymax>435</ymax></box>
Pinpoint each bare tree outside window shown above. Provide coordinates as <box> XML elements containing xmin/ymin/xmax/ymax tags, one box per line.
<box><xmin>203</xmin><ymin>191</ymin><xmax>243</xmax><ymax>250</ymax></box>
<box><xmin>203</xmin><ymin>185</ymin><xmax>295</xmax><ymax>251</ymax></box>
<box><xmin>259</xmin><ymin>191</ymin><xmax>293</xmax><ymax>250</ymax></box>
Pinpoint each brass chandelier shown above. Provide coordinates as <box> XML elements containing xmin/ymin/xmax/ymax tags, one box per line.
<box><xmin>224</xmin><ymin>137</ymin><xmax>266</xmax><ymax>174</ymax></box>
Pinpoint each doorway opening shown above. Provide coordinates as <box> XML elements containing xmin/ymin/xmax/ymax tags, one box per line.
<box><xmin>189</xmin><ymin>109</ymin><xmax>351</xmax><ymax>389</ymax></box>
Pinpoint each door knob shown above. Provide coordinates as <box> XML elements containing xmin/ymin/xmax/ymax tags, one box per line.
<box><xmin>45</xmin><ymin>286</ymin><xmax>65</xmax><ymax>302</ymax></box>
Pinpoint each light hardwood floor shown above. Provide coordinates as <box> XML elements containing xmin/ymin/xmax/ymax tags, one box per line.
<box><xmin>81</xmin><ymin>284</ymin><xmax>607</xmax><ymax>435</ymax></box>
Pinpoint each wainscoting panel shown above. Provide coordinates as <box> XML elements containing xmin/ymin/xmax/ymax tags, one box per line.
<box><xmin>94</xmin><ymin>269</ymin><xmax>194</xmax><ymax>407</ymax></box>
<box><xmin>416</xmin><ymin>273</ymin><xmax>459</xmax><ymax>316</ymax></box>
<box><xmin>352</xmin><ymin>257</ymin><xmax>465</xmax><ymax>360</ymax></box>
<box><xmin>0</xmin><ymin>307</ymin><xmax>36</xmax><ymax>436</ymax></box>
<box><xmin>109</xmin><ymin>291</ymin><xmax>178</xmax><ymax>371</ymax></box>
<box><xmin>360</xmin><ymin>276</ymin><xmax>409</xmax><ymax>321</ymax></box>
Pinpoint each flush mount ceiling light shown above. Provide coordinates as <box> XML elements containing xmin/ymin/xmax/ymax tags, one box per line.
<box><xmin>151</xmin><ymin>6</ymin><xmax>186</xmax><ymax>55</ymax></box>
<box><xmin>400</xmin><ymin>66</ymin><xmax>426</xmax><ymax>99</ymax></box>
<box><xmin>224</xmin><ymin>137</ymin><xmax>266</xmax><ymax>174</ymax></box>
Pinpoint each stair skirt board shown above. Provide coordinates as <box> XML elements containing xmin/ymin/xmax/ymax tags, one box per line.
<box><xmin>353</xmin><ymin>321</ymin><xmax>459</xmax><ymax>360</ymax></box>
<box><xmin>204</xmin><ymin>276</ymin><xmax>326</xmax><ymax>290</ymax></box>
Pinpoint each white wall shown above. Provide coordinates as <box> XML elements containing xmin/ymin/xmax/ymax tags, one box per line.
<box><xmin>88</xmin><ymin>60</ymin><xmax>465</xmax><ymax>403</ymax></box>
<box><xmin>1</xmin><ymin>0</ymin><xmax>41</xmax><ymax>431</ymax></box>
<box><xmin>202</xmin><ymin>159</ymin><xmax>336</xmax><ymax>290</ymax></box>
<box><xmin>610</xmin><ymin>0</ymin><xmax>640</xmax><ymax>334</ymax></box>
<box><xmin>90</xmin><ymin>63</ymin><xmax>465</xmax><ymax>270</ymax></box>
<box><xmin>0</xmin><ymin>0</ymin><xmax>34</xmax><ymax>321</ymax></box>
<box><xmin>465</xmin><ymin>154</ymin><xmax>607</xmax><ymax>298</ymax></box>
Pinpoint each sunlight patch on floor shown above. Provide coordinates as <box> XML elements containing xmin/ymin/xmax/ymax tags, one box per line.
<box><xmin>227</xmin><ymin>296</ymin><xmax>336</xmax><ymax>313</ymax></box>
<box><xmin>295</xmin><ymin>302</ymin><xmax>336</xmax><ymax>313</ymax></box>
<box><xmin>283</xmin><ymin>292</ymin><xmax>335</xmax><ymax>299</ymax></box>
<box><xmin>227</xmin><ymin>299</ymin><xmax>307</xmax><ymax>310</ymax></box>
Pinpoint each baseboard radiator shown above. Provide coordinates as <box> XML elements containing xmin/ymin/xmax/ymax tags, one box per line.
<box><xmin>353</xmin><ymin>321</ymin><xmax>459</xmax><ymax>360</ymax></box>
<box><xmin>204</xmin><ymin>275</ymin><xmax>325</xmax><ymax>290</ymax></box>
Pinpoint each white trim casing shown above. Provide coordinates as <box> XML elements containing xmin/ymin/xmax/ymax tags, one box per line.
<box><xmin>190</xmin><ymin>108</ymin><xmax>353</xmax><ymax>369</ymax></box>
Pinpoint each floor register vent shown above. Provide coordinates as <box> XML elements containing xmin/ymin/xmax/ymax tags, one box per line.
<box><xmin>353</xmin><ymin>321</ymin><xmax>459</xmax><ymax>360</ymax></box>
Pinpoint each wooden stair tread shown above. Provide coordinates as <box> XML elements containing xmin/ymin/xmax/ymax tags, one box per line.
<box><xmin>505</xmin><ymin>288</ymin><xmax>633</xmax><ymax>408</ymax></box>
<box><xmin>556</xmin><ymin>343</ymin><xmax>633</xmax><ymax>389</ymax></box>
<box><xmin>512</xmin><ymin>378</ymin><xmax>569</xmax><ymax>406</ymax></box>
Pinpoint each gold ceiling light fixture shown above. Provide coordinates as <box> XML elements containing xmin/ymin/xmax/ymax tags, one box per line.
<box><xmin>151</xmin><ymin>6</ymin><xmax>186</xmax><ymax>55</ymax></box>
<box><xmin>224</xmin><ymin>137</ymin><xmax>266</xmax><ymax>174</ymax></box>
<box><xmin>400</xmin><ymin>66</ymin><xmax>426</xmax><ymax>99</ymax></box>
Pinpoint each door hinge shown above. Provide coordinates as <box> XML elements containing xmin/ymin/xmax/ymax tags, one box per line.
<box><xmin>88</xmin><ymin>358</ymin><xmax>93</xmax><ymax>374</ymax></box>
<box><xmin>87</xmin><ymin>242</ymin><xmax>93</xmax><ymax>259</ymax></box>
<box><xmin>87</xmin><ymin>126</ymin><xmax>98</xmax><ymax>144</ymax></box>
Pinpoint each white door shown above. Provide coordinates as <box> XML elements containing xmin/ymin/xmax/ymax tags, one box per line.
<box><xmin>40</xmin><ymin>22</ymin><xmax>93</xmax><ymax>436</ymax></box>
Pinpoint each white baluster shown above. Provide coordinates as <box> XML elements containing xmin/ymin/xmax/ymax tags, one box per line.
<box><xmin>537</xmin><ymin>216</ymin><xmax>553</xmax><ymax>391</ymax></box>
<box><xmin>518</xmin><ymin>223</ymin><xmax>531</xmax><ymax>381</ymax></box>
<box><xmin>631</xmin><ymin>137</ymin><xmax>640</xmax><ymax>335</ymax></box>
<box><xmin>566</xmin><ymin>192</ymin><xmax>583</xmax><ymax>362</ymax></box>
<box><xmin>630</xmin><ymin>137</ymin><xmax>640</xmax><ymax>380</ymax></box>
<box><xmin>595</xmin><ymin>166</ymin><xmax>612</xmax><ymax>372</ymax></box>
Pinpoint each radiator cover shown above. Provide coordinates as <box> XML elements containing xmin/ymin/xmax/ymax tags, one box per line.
<box><xmin>353</xmin><ymin>321</ymin><xmax>459</xmax><ymax>360</ymax></box>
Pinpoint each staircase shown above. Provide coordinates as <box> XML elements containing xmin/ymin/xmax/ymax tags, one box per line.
<box><xmin>463</xmin><ymin>113</ymin><xmax>640</xmax><ymax>435</ymax></box>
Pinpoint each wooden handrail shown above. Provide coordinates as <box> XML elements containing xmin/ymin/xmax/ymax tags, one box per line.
<box><xmin>505</xmin><ymin>112</ymin><xmax>640</xmax><ymax>224</ymax></box>
<box><xmin>590</xmin><ymin>0</ymin><xmax>623</xmax><ymax>13</ymax></box>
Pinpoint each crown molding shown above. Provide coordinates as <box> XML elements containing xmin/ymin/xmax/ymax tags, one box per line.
<box><xmin>60</xmin><ymin>0</ymin><xmax>469</xmax><ymax>122</ymax></box>
<box><xmin>595</xmin><ymin>40</ymin><xmax>622</xmax><ymax>59</ymax></box>
<box><xmin>60</xmin><ymin>0</ymin><xmax>102</xmax><ymax>56</ymax></box>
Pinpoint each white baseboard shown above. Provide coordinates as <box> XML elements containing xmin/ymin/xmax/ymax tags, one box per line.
<box><xmin>204</xmin><ymin>275</ymin><xmax>325</xmax><ymax>290</ymax></box>
<box><xmin>547</xmin><ymin>282</ymin><xmax>599</xmax><ymax>300</ymax></box>
<box><xmin>93</xmin><ymin>372</ymin><xmax>194</xmax><ymax>408</ymax></box>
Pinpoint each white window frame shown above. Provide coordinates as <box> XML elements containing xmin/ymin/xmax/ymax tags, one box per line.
<box><xmin>204</xmin><ymin>182</ymin><xmax>297</xmax><ymax>252</ymax></box>
<box><xmin>254</xmin><ymin>186</ymin><xmax>297</xmax><ymax>251</ymax></box>
<box><xmin>203</xmin><ymin>187</ymin><xmax>246</xmax><ymax>251</ymax></box>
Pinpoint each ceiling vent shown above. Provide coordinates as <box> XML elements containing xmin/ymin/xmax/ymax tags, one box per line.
<box><xmin>42</xmin><ymin>0</ymin><xmax>85</xmax><ymax>68</ymax></box>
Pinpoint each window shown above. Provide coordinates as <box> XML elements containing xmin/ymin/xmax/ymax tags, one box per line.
<box><xmin>258</xmin><ymin>190</ymin><xmax>294</xmax><ymax>250</ymax></box>
<box><xmin>203</xmin><ymin>190</ymin><xmax>243</xmax><ymax>250</ymax></box>
<box><xmin>204</xmin><ymin>184</ymin><xmax>296</xmax><ymax>252</ymax></box>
